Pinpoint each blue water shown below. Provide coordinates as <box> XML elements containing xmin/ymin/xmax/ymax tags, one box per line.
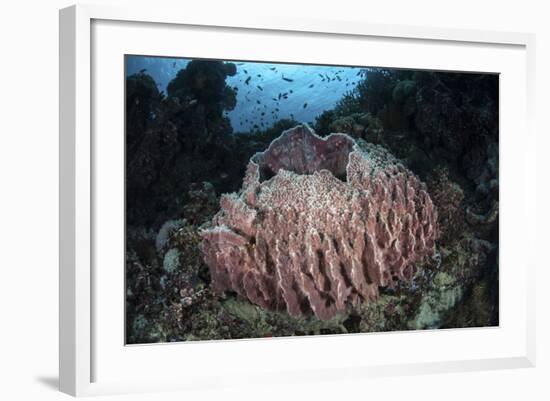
<box><xmin>126</xmin><ymin>56</ymin><xmax>365</xmax><ymax>133</ymax></box>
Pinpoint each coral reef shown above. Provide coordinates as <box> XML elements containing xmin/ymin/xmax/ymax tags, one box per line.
<box><xmin>201</xmin><ymin>124</ymin><xmax>438</xmax><ymax>320</ymax></box>
<box><xmin>126</xmin><ymin>60</ymin><xmax>239</xmax><ymax>228</ymax></box>
<box><xmin>125</xmin><ymin>62</ymin><xmax>499</xmax><ymax>343</ymax></box>
<box><xmin>427</xmin><ymin>167</ymin><xmax>466</xmax><ymax>245</ymax></box>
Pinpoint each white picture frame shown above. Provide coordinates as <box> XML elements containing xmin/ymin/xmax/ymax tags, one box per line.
<box><xmin>59</xmin><ymin>3</ymin><xmax>536</xmax><ymax>397</ymax></box>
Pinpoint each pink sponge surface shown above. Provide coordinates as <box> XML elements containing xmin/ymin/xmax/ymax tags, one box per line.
<box><xmin>201</xmin><ymin>124</ymin><xmax>438</xmax><ymax>320</ymax></box>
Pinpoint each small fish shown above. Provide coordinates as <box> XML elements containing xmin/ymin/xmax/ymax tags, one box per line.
<box><xmin>318</xmin><ymin>73</ymin><xmax>324</xmax><ymax>78</ymax></box>
<box><xmin>336</xmin><ymin>75</ymin><xmax>342</xmax><ymax>81</ymax></box>
<box><xmin>257</xmin><ymin>85</ymin><xmax>263</xmax><ymax>91</ymax></box>
<box><xmin>278</xmin><ymin>93</ymin><xmax>282</xmax><ymax>100</ymax></box>
<box><xmin>139</xmin><ymin>68</ymin><xmax>147</xmax><ymax>73</ymax></box>
<box><xmin>356</xmin><ymin>71</ymin><xmax>362</xmax><ymax>76</ymax></box>
<box><xmin>303</xmin><ymin>102</ymin><xmax>308</xmax><ymax>108</ymax></box>
<box><xmin>188</xmin><ymin>99</ymin><xmax>198</xmax><ymax>106</ymax></box>
<box><xmin>245</xmin><ymin>76</ymin><xmax>251</xmax><ymax>85</ymax></box>
<box><xmin>290</xmin><ymin>113</ymin><xmax>294</xmax><ymax>119</ymax></box>
<box><xmin>272</xmin><ymin>97</ymin><xmax>278</xmax><ymax>101</ymax></box>
<box><xmin>172</xmin><ymin>62</ymin><xmax>176</xmax><ymax>68</ymax></box>
<box><xmin>256</xmin><ymin>100</ymin><xmax>261</xmax><ymax>104</ymax></box>
<box><xmin>270</xmin><ymin>67</ymin><xmax>276</xmax><ymax>71</ymax></box>
<box><xmin>244</xmin><ymin>69</ymin><xmax>248</xmax><ymax>74</ymax></box>
<box><xmin>289</xmin><ymin>89</ymin><xmax>293</xmax><ymax>93</ymax></box>
<box><xmin>308</xmin><ymin>84</ymin><xmax>314</xmax><ymax>88</ymax></box>
<box><xmin>282</xmin><ymin>75</ymin><xmax>294</xmax><ymax>82</ymax></box>
<box><xmin>257</xmin><ymin>74</ymin><xmax>262</xmax><ymax>78</ymax></box>
<box><xmin>237</xmin><ymin>63</ymin><xmax>244</xmax><ymax>66</ymax></box>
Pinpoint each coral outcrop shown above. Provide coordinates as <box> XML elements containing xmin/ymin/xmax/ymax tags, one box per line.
<box><xmin>201</xmin><ymin>124</ymin><xmax>438</xmax><ymax>320</ymax></box>
<box><xmin>126</xmin><ymin>60</ymin><xmax>238</xmax><ymax>228</ymax></box>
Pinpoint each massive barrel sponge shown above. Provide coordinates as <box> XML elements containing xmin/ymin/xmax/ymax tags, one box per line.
<box><xmin>200</xmin><ymin>124</ymin><xmax>438</xmax><ymax>320</ymax></box>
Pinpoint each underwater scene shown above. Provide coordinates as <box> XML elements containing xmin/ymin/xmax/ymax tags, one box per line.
<box><xmin>125</xmin><ymin>55</ymin><xmax>499</xmax><ymax>344</ymax></box>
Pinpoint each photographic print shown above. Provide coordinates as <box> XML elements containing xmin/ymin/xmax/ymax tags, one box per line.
<box><xmin>125</xmin><ymin>56</ymin><xmax>499</xmax><ymax>344</ymax></box>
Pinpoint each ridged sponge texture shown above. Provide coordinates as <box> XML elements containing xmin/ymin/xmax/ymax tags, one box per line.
<box><xmin>201</xmin><ymin>124</ymin><xmax>438</xmax><ymax>320</ymax></box>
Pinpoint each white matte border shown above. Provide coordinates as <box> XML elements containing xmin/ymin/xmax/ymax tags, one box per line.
<box><xmin>60</xmin><ymin>4</ymin><xmax>536</xmax><ymax>397</ymax></box>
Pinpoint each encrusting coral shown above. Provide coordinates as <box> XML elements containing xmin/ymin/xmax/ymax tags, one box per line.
<box><xmin>200</xmin><ymin>124</ymin><xmax>439</xmax><ymax>320</ymax></box>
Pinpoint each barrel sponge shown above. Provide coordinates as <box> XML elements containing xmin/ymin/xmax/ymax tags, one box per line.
<box><xmin>200</xmin><ymin>124</ymin><xmax>438</xmax><ymax>320</ymax></box>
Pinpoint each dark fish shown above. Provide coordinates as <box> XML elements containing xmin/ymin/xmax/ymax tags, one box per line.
<box><xmin>245</xmin><ymin>76</ymin><xmax>251</xmax><ymax>85</ymax></box>
<box><xmin>318</xmin><ymin>73</ymin><xmax>324</xmax><ymax>78</ymax></box>
<box><xmin>282</xmin><ymin>75</ymin><xmax>294</xmax><ymax>82</ymax></box>
<box><xmin>356</xmin><ymin>71</ymin><xmax>362</xmax><ymax>76</ymax></box>
<box><xmin>139</xmin><ymin>68</ymin><xmax>147</xmax><ymax>73</ymax></box>
<box><xmin>257</xmin><ymin>85</ymin><xmax>263</xmax><ymax>91</ymax></box>
<box><xmin>172</xmin><ymin>62</ymin><xmax>176</xmax><ymax>68</ymax></box>
<box><xmin>237</xmin><ymin>63</ymin><xmax>244</xmax><ymax>65</ymax></box>
<box><xmin>290</xmin><ymin>113</ymin><xmax>294</xmax><ymax>119</ymax></box>
<box><xmin>270</xmin><ymin>67</ymin><xmax>276</xmax><ymax>71</ymax></box>
<box><xmin>308</xmin><ymin>84</ymin><xmax>314</xmax><ymax>88</ymax></box>
<box><xmin>289</xmin><ymin>89</ymin><xmax>293</xmax><ymax>93</ymax></box>
<box><xmin>303</xmin><ymin>102</ymin><xmax>308</xmax><ymax>108</ymax></box>
<box><xmin>244</xmin><ymin>69</ymin><xmax>248</xmax><ymax>74</ymax></box>
<box><xmin>256</xmin><ymin>100</ymin><xmax>261</xmax><ymax>104</ymax></box>
<box><xmin>278</xmin><ymin>93</ymin><xmax>282</xmax><ymax>100</ymax></box>
<box><xmin>272</xmin><ymin>97</ymin><xmax>278</xmax><ymax>101</ymax></box>
<box><xmin>257</xmin><ymin>74</ymin><xmax>262</xmax><ymax>78</ymax></box>
<box><xmin>336</xmin><ymin>75</ymin><xmax>342</xmax><ymax>81</ymax></box>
